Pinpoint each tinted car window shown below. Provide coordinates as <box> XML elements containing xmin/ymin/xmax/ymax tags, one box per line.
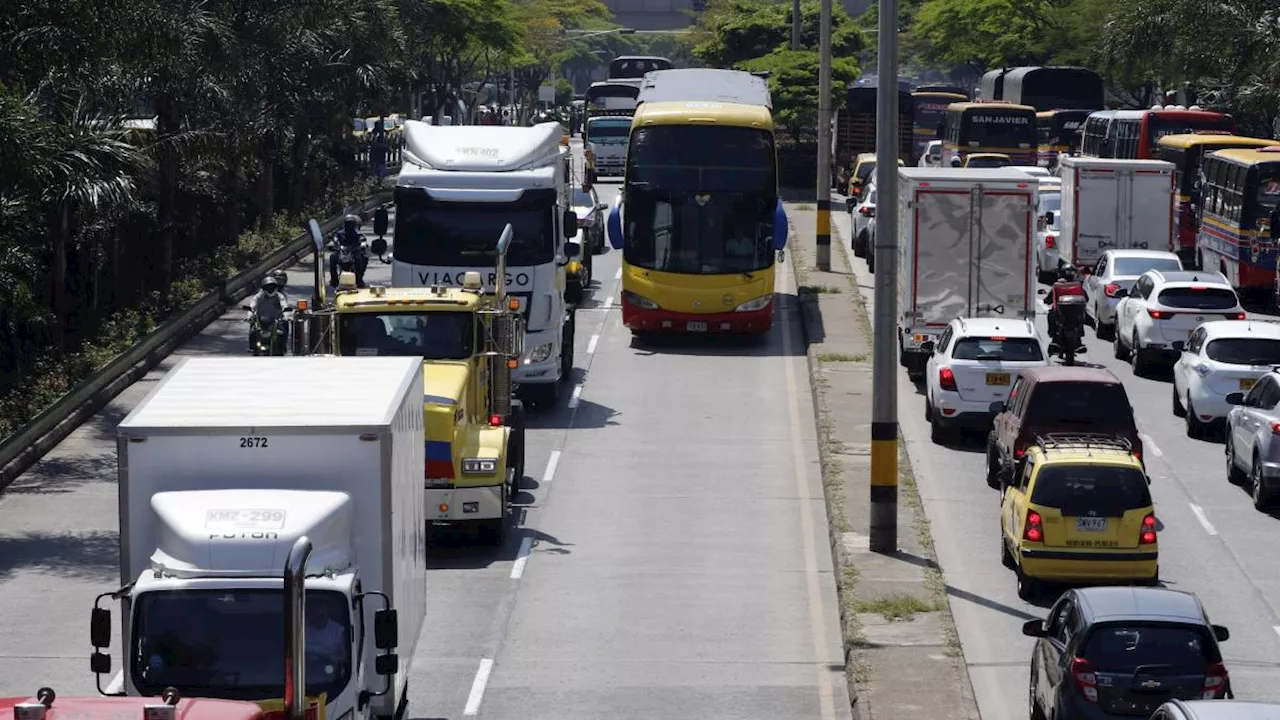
<box><xmin>1157</xmin><ymin>288</ymin><xmax>1239</xmax><ymax>310</ymax></box>
<box><xmin>1025</xmin><ymin>382</ymin><xmax>1134</xmax><ymax>427</ymax></box>
<box><xmin>856</xmin><ymin>161</ymin><xmax>877</xmax><ymax>182</ymax></box>
<box><xmin>1205</xmin><ymin>338</ymin><xmax>1280</xmax><ymax>364</ymax></box>
<box><xmin>1113</xmin><ymin>257</ymin><xmax>1182</xmax><ymax>276</ymax></box>
<box><xmin>1083</xmin><ymin>624</ymin><xmax>1215</xmax><ymax>673</ymax></box>
<box><xmin>952</xmin><ymin>337</ymin><xmax>1045</xmax><ymax>361</ymax></box>
<box><xmin>1030</xmin><ymin>464</ymin><xmax>1151</xmax><ymax>516</ymax></box>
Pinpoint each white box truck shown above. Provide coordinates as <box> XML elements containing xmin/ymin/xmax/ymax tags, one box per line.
<box><xmin>91</xmin><ymin>356</ymin><xmax>426</xmax><ymax>720</ymax></box>
<box><xmin>1059</xmin><ymin>156</ymin><xmax>1176</xmax><ymax>269</ymax></box>
<box><xmin>898</xmin><ymin>167</ymin><xmax>1039</xmax><ymax>380</ymax></box>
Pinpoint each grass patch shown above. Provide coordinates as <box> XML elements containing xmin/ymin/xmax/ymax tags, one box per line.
<box><xmin>800</xmin><ymin>284</ymin><xmax>841</xmax><ymax>294</ymax></box>
<box><xmin>794</xmin><ymin>203</ymin><xmax>815</xmax><ymax>210</ymax></box>
<box><xmin>818</xmin><ymin>352</ymin><xmax>867</xmax><ymax>363</ymax></box>
<box><xmin>854</xmin><ymin>594</ymin><xmax>941</xmax><ymax>621</ymax></box>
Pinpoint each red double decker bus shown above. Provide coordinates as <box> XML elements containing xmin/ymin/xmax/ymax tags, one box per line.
<box><xmin>1108</xmin><ymin>106</ymin><xmax>1235</xmax><ymax>160</ymax></box>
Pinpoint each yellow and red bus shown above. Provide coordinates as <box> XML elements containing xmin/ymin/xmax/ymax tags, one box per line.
<box><xmin>606</xmin><ymin>68</ymin><xmax>787</xmax><ymax>336</ymax></box>
<box><xmin>1155</xmin><ymin>134</ymin><xmax>1276</xmax><ymax>268</ymax></box>
<box><xmin>1035</xmin><ymin>109</ymin><xmax>1090</xmax><ymax>168</ymax></box>
<box><xmin>1196</xmin><ymin>147</ymin><xmax>1280</xmax><ymax>290</ymax></box>
<box><xmin>941</xmin><ymin>102</ymin><xmax>1037</xmax><ymax>166</ymax></box>
<box><xmin>1107</xmin><ymin>106</ymin><xmax>1235</xmax><ymax>159</ymax></box>
<box><xmin>911</xmin><ymin>91</ymin><xmax>966</xmax><ymax>160</ymax></box>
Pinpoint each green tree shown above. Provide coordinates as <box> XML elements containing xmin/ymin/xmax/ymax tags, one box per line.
<box><xmin>396</xmin><ymin>0</ymin><xmax>521</xmax><ymax>120</ymax></box>
<box><xmin>908</xmin><ymin>0</ymin><xmax>1062</xmax><ymax>72</ymax></box>
<box><xmin>740</xmin><ymin>50</ymin><xmax>860</xmax><ymax>141</ymax></box>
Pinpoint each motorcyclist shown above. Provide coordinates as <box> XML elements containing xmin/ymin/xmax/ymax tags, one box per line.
<box><xmin>1042</xmin><ymin>266</ymin><xmax>1086</xmax><ymax>344</ymax></box>
<box><xmin>330</xmin><ymin>213</ymin><xmax>368</xmax><ymax>287</ymax></box>
<box><xmin>950</xmin><ymin>156</ymin><xmax>963</xmax><ymax>168</ymax></box>
<box><xmin>246</xmin><ymin>276</ymin><xmax>290</xmax><ymax>354</ymax></box>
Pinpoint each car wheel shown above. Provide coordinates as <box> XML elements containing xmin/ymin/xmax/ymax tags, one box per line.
<box><xmin>1172</xmin><ymin>385</ymin><xmax>1186</xmax><ymax>417</ymax></box>
<box><xmin>1001</xmin><ymin>534</ymin><xmax>1015</xmax><ymax>569</ymax></box>
<box><xmin>1185</xmin><ymin>397</ymin><xmax>1205</xmax><ymax>438</ymax></box>
<box><xmin>985</xmin><ymin>440</ymin><xmax>1002</xmax><ymax>489</ymax></box>
<box><xmin>1130</xmin><ymin>332</ymin><xmax>1147</xmax><ymax>375</ymax></box>
<box><xmin>1016</xmin><ymin>566</ymin><xmax>1040</xmax><ymax>601</ymax></box>
<box><xmin>1029</xmin><ymin>675</ymin><xmax>1046</xmax><ymax>720</ymax></box>
<box><xmin>1113</xmin><ymin>328</ymin><xmax>1129</xmax><ymax>360</ymax></box>
<box><xmin>930</xmin><ymin>414</ymin><xmax>949</xmax><ymax>444</ymax></box>
<box><xmin>1252</xmin><ymin>454</ymin><xmax>1273</xmax><ymax>510</ymax></box>
<box><xmin>924</xmin><ymin>396</ymin><xmax>933</xmax><ymax>422</ymax></box>
<box><xmin>1096</xmin><ymin>319</ymin><xmax>1114</xmax><ymax>341</ymax></box>
<box><xmin>1225</xmin><ymin>432</ymin><xmax>1246</xmax><ymax>484</ymax></box>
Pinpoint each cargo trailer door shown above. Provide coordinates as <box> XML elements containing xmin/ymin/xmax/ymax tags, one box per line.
<box><xmin>973</xmin><ymin>187</ymin><xmax>1034</xmax><ymax>318</ymax></box>
<box><xmin>911</xmin><ymin>188</ymin><xmax>977</xmax><ymax>326</ymax></box>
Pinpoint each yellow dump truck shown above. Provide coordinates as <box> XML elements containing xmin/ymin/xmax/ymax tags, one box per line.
<box><xmin>298</xmin><ymin>226</ymin><xmax>527</xmax><ymax>543</ymax></box>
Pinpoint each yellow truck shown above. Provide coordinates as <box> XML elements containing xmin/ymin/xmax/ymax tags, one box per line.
<box><xmin>298</xmin><ymin>225</ymin><xmax>527</xmax><ymax>543</ymax></box>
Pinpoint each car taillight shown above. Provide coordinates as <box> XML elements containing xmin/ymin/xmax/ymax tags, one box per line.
<box><xmin>1023</xmin><ymin>510</ymin><xmax>1044</xmax><ymax>542</ymax></box>
<box><xmin>1227</xmin><ymin>312</ymin><xmax>1246</xmax><ymax>320</ymax></box>
<box><xmin>939</xmin><ymin>367</ymin><xmax>957</xmax><ymax>391</ymax></box>
<box><xmin>1104</xmin><ymin>283</ymin><xmax>1122</xmax><ymax>297</ymax></box>
<box><xmin>1203</xmin><ymin>661</ymin><xmax>1228</xmax><ymax>699</ymax></box>
<box><xmin>1014</xmin><ymin>444</ymin><xmax>1026</xmax><ymax>459</ymax></box>
<box><xmin>1148</xmin><ymin>309</ymin><xmax>1174</xmax><ymax>319</ymax></box>
<box><xmin>1270</xmin><ymin>422</ymin><xmax>1280</xmax><ymax>435</ymax></box>
<box><xmin>1072</xmin><ymin>658</ymin><xmax>1098</xmax><ymax>702</ymax></box>
<box><xmin>1044</xmin><ymin>234</ymin><xmax>1056</xmax><ymax>249</ymax></box>
<box><xmin>1140</xmin><ymin>513</ymin><xmax>1157</xmax><ymax>544</ymax></box>
<box><xmin>859</xmin><ymin>206</ymin><xmax>875</xmax><ymax>217</ymax></box>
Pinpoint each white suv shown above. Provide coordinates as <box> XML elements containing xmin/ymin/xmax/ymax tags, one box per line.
<box><xmin>1173</xmin><ymin>320</ymin><xmax>1280</xmax><ymax>437</ymax></box>
<box><xmin>1083</xmin><ymin>250</ymin><xmax>1183</xmax><ymax>339</ymax></box>
<box><xmin>922</xmin><ymin>317</ymin><xmax>1048</xmax><ymax>444</ymax></box>
<box><xmin>851</xmin><ymin>183</ymin><xmax>876</xmax><ymax>259</ymax></box>
<box><xmin>1113</xmin><ymin>270</ymin><xmax>1246</xmax><ymax>375</ymax></box>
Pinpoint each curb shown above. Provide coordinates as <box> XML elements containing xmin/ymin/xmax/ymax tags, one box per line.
<box><xmin>0</xmin><ymin>190</ymin><xmax>393</xmax><ymax>489</ymax></box>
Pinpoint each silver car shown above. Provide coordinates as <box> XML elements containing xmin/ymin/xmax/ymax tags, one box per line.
<box><xmin>1225</xmin><ymin>370</ymin><xmax>1280</xmax><ymax>510</ymax></box>
<box><xmin>1084</xmin><ymin>249</ymin><xmax>1183</xmax><ymax>340</ymax></box>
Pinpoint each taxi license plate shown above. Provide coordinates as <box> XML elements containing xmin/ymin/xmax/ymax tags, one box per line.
<box><xmin>687</xmin><ymin>321</ymin><xmax>708</xmax><ymax>332</ymax></box>
<box><xmin>986</xmin><ymin>373</ymin><xmax>1011</xmax><ymax>386</ymax></box>
<box><xmin>1241</xmin><ymin>378</ymin><xmax>1257</xmax><ymax>390</ymax></box>
<box><xmin>1076</xmin><ymin>517</ymin><xmax>1107</xmax><ymax>532</ymax></box>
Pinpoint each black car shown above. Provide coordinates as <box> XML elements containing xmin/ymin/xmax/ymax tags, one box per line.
<box><xmin>1024</xmin><ymin>587</ymin><xmax>1231</xmax><ymax>720</ymax></box>
<box><xmin>1151</xmin><ymin>701</ymin><xmax>1277</xmax><ymax>720</ymax></box>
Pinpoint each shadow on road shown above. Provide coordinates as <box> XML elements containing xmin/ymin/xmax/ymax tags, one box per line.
<box><xmin>946</xmin><ymin>582</ymin><xmax>1054</xmax><ymax>616</ymax></box>
<box><xmin>0</xmin><ymin>531</ymin><xmax>119</xmax><ymax>580</ymax></box>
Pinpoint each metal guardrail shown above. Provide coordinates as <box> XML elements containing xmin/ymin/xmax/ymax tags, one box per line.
<box><xmin>0</xmin><ymin>190</ymin><xmax>394</xmax><ymax>488</ymax></box>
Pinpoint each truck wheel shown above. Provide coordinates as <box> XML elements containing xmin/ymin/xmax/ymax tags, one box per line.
<box><xmin>565</xmin><ymin>279</ymin><xmax>583</xmax><ymax>306</ymax></box>
<box><xmin>560</xmin><ymin>312</ymin><xmax>576</xmax><ymax>381</ymax></box>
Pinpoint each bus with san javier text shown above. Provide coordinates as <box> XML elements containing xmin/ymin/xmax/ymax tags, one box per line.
<box><xmin>941</xmin><ymin>102</ymin><xmax>1037</xmax><ymax>166</ymax></box>
<box><xmin>1155</xmin><ymin>134</ymin><xmax>1276</xmax><ymax>268</ymax></box>
<box><xmin>1195</xmin><ymin>147</ymin><xmax>1280</xmax><ymax>290</ymax></box>
<box><xmin>605</xmin><ymin>68</ymin><xmax>788</xmax><ymax>336</ymax></box>
<box><xmin>912</xmin><ymin>91</ymin><xmax>966</xmax><ymax>159</ymax></box>
<box><xmin>1106</xmin><ymin>106</ymin><xmax>1236</xmax><ymax>159</ymax></box>
<box><xmin>1036</xmin><ymin>110</ymin><xmax>1090</xmax><ymax>169</ymax></box>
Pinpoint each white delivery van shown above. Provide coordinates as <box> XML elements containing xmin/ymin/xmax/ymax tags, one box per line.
<box><xmin>1058</xmin><ymin>156</ymin><xmax>1176</xmax><ymax>270</ymax></box>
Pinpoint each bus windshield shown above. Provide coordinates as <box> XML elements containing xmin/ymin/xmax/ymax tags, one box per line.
<box><xmin>1148</xmin><ymin>115</ymin><xmax>1234</xmax><ymax>146</ymax></box>
<box><xmin>338</xmin><ymin>311</ymin><xmax>474</xmax><ymax>360</ymax></box>
<box><xmin>393</xmin><ymin>188</ymin><xmax>555</xmax><ymax>267</ymax></box>
<box><xmin>964</xmin><ymin>111</ymin><xmax>1034</xmax><ymax>148</ymax></box>
<box><xmin>913</xmin><ymin>98</ymin><xmax>953</xmax><ymax>141</ymax></box>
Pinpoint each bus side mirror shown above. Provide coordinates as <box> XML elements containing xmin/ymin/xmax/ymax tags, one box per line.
<box><xmin>563</xmin><ymin>209</ymin><xmax>577</xmax><ymax>239</ymax></box>
<box><xmin>373</xmin><ymin>207</ymin><xmax>389</xmax><ymax>237</ymax></box>
<box><xmin>371</xmin><ymin>237</ymin><xmax>389</xmax><ymax>263</ymax></box>
<box><xmin>773</xmin><ymin>201</ymin><xmax>788</xmax><ymax>251</ymax></box>
<box><xmin>91</xmin><ymin>607</ymin><xmax>111</xmax><ymax>648</ymax></box>
<box><xmin>607</xmin><ymin>205</ymin><xmax>623</xmax><ymax>250</ymax></box>
<box><xmin>374</xmin><ymin>608</ymin><xmax>398</xmax><ymax>649</ymax></box>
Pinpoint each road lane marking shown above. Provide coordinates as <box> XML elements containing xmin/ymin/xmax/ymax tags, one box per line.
<box><xmin>602</xmin><ymin>295</ymin><xmax>613</xmax><ymax>309</ymax></box>
<box><xmin>1140</xmin><ymin>433</ymin><xmax>1163</xmax><ymax>457</ymax></box>
<box><xmin>568</xmin><ymin>384</ymin><xmax>583</xmax><ymax>409</ymax></box>
<box><xmin>1274</xmin><ymin>626</ymin><xmax>1280</xmax><ymax>641</ymax></box>
<box><xmin>615</xmin><ymin>268</ymin><xmax>622</xmax><ymax>279</ymax></box>
<box><xmin>1189</xmin><ymin>503</ymin><xmax>1218</xmax><ymax>536</ymax></box>
<box><xmin>542</xmin><ymin>450</ymin><xmax>561</xmax><ymax>484</ymax></box>
<box><xmin>510</xmin><ymin>536</ymin><xmax>533</xmax><ymax>579</ymax></box>
<box><xmin>778</xmin><ymin>257</ymin><xmax>838</xmax><ymax>720</ymax></box>
<box><xmin>462</xmin><ymin>658</ymin><xmax>494</xmax><ymax>715</ymax></box>
<box><xmin>587</xmin><ymin>333</ymin><xmax>599</xmax><ymax>354</ymax></box>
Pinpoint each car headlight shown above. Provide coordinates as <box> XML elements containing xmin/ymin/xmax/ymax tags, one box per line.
<box><xmin>528</xmin><ymin>343</ymin><xmax>554</xmax><ymax>363</ymax></box>
<box><xmin>735</xmin><ymin>295</ymin><xmax>773</xmax><ymax>312</ymax></box>
<box><xmin>461</xmin><ymin>457</ymin><xmax>499</xmax><ymax>475</ymax></box>
<box><xmin>623</xmin><ymin>291</ymin><xmax>659</xmax><ymax>310</ymax></box>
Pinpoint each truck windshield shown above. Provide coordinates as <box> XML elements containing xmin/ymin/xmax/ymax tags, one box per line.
<box><xmin>393</xmin><ymin>187</ymin><xmax>555</xmax><ymax>267</ymax></box>
<box><xmin>587</xmin><ymin>120</ymin><xmax>630</xmax><ymax>144</ymax></box>
<box><xmin>131</xmin><ymin>589</ymin><xmax>351</xmax><ymax>701</ymax></box>
<box><xmin>338</xmin><ymin>311</ymin><xmax>473</xmax><ymax>360</ymax></box>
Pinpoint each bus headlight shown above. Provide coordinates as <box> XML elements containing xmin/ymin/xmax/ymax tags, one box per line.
<box><xmin>734</xmin><ymin>295</ymin><xmax>773</xmax><ymax>312</ymax></box>
<box><xmin>461</xmin><ymin>457</ymin><xmax>499</xmax><ymax>475</ymax></box>
<box><xmin>623</xmin><ymin>291</ymin><xmax>660</xmax><ymax>310</ymax></box>
<box><xmin>528</xmin><ymin>343</ymin><xmax>554</xmax><ymax>363</ymax></box>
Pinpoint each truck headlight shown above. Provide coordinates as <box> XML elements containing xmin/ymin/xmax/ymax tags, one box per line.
<box><xmin>528</xmin><ymin>343</ymin><xmax>554</xmax><ymax>363</ymax></box>
<box><xmin>623</xmin><ymin>291</ymin><xmax>659</xmax><ymax>310</ymax></box>
<box><xmin>735</xmin><ymin>295</ymin><xmax>773</xmax><ymax>312</ymax></box>
<box><xmin>461</xmin><ymin>457</ymin><xmax>499</xmax><ymax>475</ymax></box>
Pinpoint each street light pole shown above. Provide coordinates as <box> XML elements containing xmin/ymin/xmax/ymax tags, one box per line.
<box><xmin>791</xmin><ymin>0</ymin><xmax>801</xmax><ymax>50</ymax></box>
<box><xmin>815</xmin><ymin>0</ymin><xmax>832</xmax><ymax>271</ymax></box>
<box><xmin>870</xmin><ymin>0</ymin><xmax>899</xmax><ymax>553</ymax></box>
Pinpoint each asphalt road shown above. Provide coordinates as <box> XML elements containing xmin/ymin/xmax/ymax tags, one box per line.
<box><xmin>0</xmin><ymin>145</ymin><xmax>851</xmax><ymax>720</ymax></box>
<box><xmin>834</xmin><ymin>207</ymin><xmax>1280</xmax><ymax>720</ymax></box>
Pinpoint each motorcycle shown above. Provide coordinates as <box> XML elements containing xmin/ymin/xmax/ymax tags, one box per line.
<box><xmin>329</xmin><ymin>236</ymin><xmax>369</xmax><ymax>288</ymax></box>
<box><xmin>242</xmin><ymin>304</ymin><xmax>294</xmax><ymax>356</ymax></box>
<box><xmin>1048</xmin><ymin>294</ymin><xmax>1087</xmax><ymax>366</ymax></box>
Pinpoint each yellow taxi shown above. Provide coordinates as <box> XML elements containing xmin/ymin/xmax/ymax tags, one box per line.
<box><xmin>964</xmin><ymin>152</ymin><xmax>1012</xmax><ymax>168</ymax></box>
<box><xmin>999</xmin><ymin>433</ymin><xmax>1157</xmax><ymax>600</ymax></box>
<box><xmin>847</xmin><ymin>153</ymin><xmax>904</xmax><ymax>201</ymax></box>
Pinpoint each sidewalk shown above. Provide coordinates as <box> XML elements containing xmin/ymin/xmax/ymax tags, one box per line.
<box><xmin>786</xmin><ymin>200</ymin><xmax>980</xmax><ymax>720</ymax></box>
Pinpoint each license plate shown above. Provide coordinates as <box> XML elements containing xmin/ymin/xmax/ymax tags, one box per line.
<box><xmin>687</xmin><ymin>321</ymin><xmax>708</xmax><ymax>332</ymax></box>
<box><xmin>1076</xmin><ymin>517</ymin><xmax>1108</xmax><ymax>532</ymax></box>
<box><xmin>986</xmin><ymin>373</ymin><xmax>1011</xmax><ymax>386</ymax></box>
<box><xmin>1241</xmin><ymin>378</ymin><xmax>1257</xmax><ymax>390</ymax></box>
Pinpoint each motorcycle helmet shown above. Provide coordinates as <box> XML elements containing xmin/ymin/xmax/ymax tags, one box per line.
<box><xmin>343</xmin><ymin>213</ymin><xmax>360</xmax><ymax>232</ymax></box>
<box><xmin>1060</xmin><ymin>266</ymin><xmax>1078</xmax><ymax>281</ymax></box>
<box><xmin>262</xmin><ymin>277</ymin><xmax>280</xmax><ymax>294</ymax></box>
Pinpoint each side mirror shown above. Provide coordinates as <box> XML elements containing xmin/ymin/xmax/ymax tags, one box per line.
<box><xmin>989</xmin><ymin>401</ymin><xmax>1004</xmax><ymax>414</ymax></box>
<box><xmin>565</xmin><ymin>243</ymin><xmax>581</xmax><ymax>259</ymax></box>
<box><xmin>374</xmin><ymin>608</ymin><xmax>399</xmax><ymax>649</ymax></box>
<box><xmin>846</xmin><ymin>198</ymin><xmax>856</xmax><ymax>213</ymax></box>
<box><xmin>375</xmin><ymin>653</ymin><xmax>399</xmax><ymax>676</ymax></box>
<box><xmin>371</xmin><ymin>237</ymin><xmax>389</xmax><ymax>257</ymax></box>
<box><xmin>1213</xmin><ymin>624</ymin><xmax>1230</xmax><ymax>642</ymax></box>
<box><xmin>1043</xmin><ymin>211</ymin><xmax>1054</xmax><ymax>224</ymax></box>
<box><xmin>1021</xmin><ymin>619</ymin><xmax>1047</xmax><ymax>637</ymax></box>
<box><xmin>90</xmin><ymin>652</ymin><xmax>111</xmax><ymax>674</ymax></box>
<box><xmin>1172</xmin><ymin>340</ymin><xmax>1185</xmax><ymax>352</ymax></box>
<box><xmin>773</xmin><ymin>200</ymin><xmax>789</xmax><ymax>251</ymax></box>
<box><xmin>1112</xmin><ymin>288</ymin><xmax>1129</xmax><ymax>298</ymax></box>
<box><xmin>919</xmin><ymin>340</ymin><xmax>935</xmax><ymax>353</ymax></box>
<box><xmin>1225</xmin><ymin>392</ymin><xmax>1244</xmax><ymax>406</ymax></box>
<box><xmin>607</xmin><ymin>205</ymin><xmax>623</xmax><ymax>250</ymax></box>
<box><xmin>90</xmin><ymin>607</ymin><xmax>111</xmax><ymax>648</ymax></box>
<box><xmin>563</xmin><ymin>209</ymin><xmax>577</xmax><ymax>239</ymax></box>
<box><xmin>307</xmin><ymin>218</ymin><xmax>324</xmax><ymax>253</ymax></box>
<box><xmin>373</xmin><ymin>207</ymin><xmax>389</xmax><ymax>237</ymax></box>
<box><xmin>1037</xmin><ymin>288</ymin><xmax>1048</xmax><ymax>296</ymax></box>
<box><xmin>595</xmin><ymin>202</ymin><xmax>609</xmax><ymax>212</ymax></box>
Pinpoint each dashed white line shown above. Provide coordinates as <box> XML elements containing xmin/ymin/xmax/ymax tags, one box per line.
<box><xmin>1139</xmin><ymin>433</ymin><xmax>1163</xmax><ymax>457</ymax></box>
<box><xmin>1273</xmin><ymin>626</ymin><xmax>1280</xmax><ymax>641</ymax></box>
<box><xmin>1188</xmin><ymin>503</ymin><xmax>1218</xmax><ymax>536</ymax></box>
<box><xmin>587</xmin><ymin>333</ymin><xmax>600</xmax><ymax>354</ymax></box>
<box><xmin>567</xmin><ymin>384</ymin><xmax>583</xmax><ymax>409</ymax></box>
<box><xmin>602</xmin><ymin>295</ymin><xmax>613</xmax><ymax>309</ymax></box>
<box><xmin>542</xmin><ymin>450</ymin><xmax>561</xmax><ymax>484</ymax></box>
<box><xmin>510</xmin><ymin>536</ymin><xmax>533</xmax><ymax>579</ymax></box>
<box><xmin>615</xmin><ymin>268</ymin><xmax>622</xmax><ymax>279</ymax></box>
<box><xmin>463</xmin><ymin>658</ymin><xmax>494</xmax><ymax>716</ymax></box>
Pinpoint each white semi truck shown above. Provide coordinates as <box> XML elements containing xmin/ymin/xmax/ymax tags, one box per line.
<box><xmin>1058</xmin><ymin>156</ymin><xmax>1176</xmax><ymax>270</ymax></box>
<box><xmin>91</xmin><ymin>356</ymin><xmax>426</xmax><ymax>720</ymax></box>
<box><xmin>391</xmin><ymin>121</ymin><xmax>581</xmax><ymax>409</ymax></box>
<box><xmin>897</xmin><ymin>167</ymin><xmax>1039</xmax><ymax>380</ymax></box>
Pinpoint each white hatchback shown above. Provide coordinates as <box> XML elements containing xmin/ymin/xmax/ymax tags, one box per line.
<box><xmin>1083</xmin><ymin>250</ymin><xmax>1184</xmax><ymax>339</ymax></box>
<box><xmin>1113</xmin><ymin>270</ymin><xmax>1246</xmax><ymax>376</ymax></box>
<box><xmin>1173</xmin><ymin>320</ymin><xmax>1280</xmax><ymax>436</ymax></box>
<box><xmin>922</xmin><ymin>317</ymin><xmax>1048</xmax><ymax>443</ymax></box>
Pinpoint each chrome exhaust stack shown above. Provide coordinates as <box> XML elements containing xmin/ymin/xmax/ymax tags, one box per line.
<box><xmin>284</xmin><ymin>536</ymin><xmax>314</xmax><ymax>720</ymax></box>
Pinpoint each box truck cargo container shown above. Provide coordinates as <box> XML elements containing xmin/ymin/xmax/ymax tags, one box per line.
<box><xmin>1059</xmin><ymin>156</ymin><xmax>1176</xmax><ymax>269</ymax></box>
